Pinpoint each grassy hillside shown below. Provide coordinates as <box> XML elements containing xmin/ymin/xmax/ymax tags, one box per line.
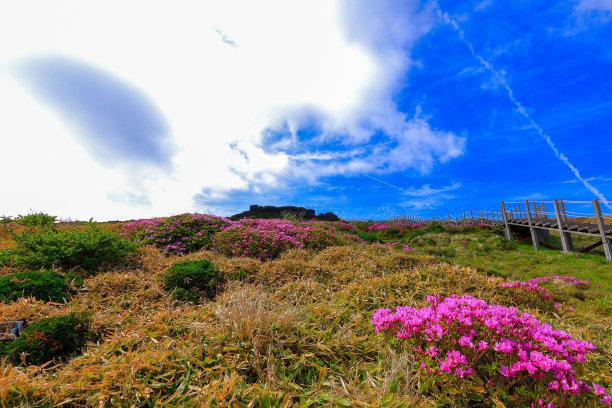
<box><xmin>0</xmin><ymin>217</ymin><xmax>610</xmax><ymax>407</ymax></box>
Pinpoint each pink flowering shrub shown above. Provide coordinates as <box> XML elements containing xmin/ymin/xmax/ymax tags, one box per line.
<box><xmin>212</xmin><ymin>219</ymin><xmax>340</xmax><ymax>260</ymax></box>
<box><xmin>335</xmin><ymin>222</ymin><xmax>358</xmax><ymax>232</ymax></box>
<box><xmin>339</xmin><ymin>233</ymin><xmax>369</xmax><ymax>246</ymax></box>
<box><xmin>500</xmin><ymin>276</ymin><xmax>589</xmax><ymax>310</ymax></box>
<box><xmin>368</xmin><ymin>223</ymin><xmax>391</xmax><ymax>231</ymax></box>
<box><xmin>372</xmin><ymin>295</ymin><xmax>609</xmax><ymax>407</ymax></box>
<box><xmin>383</xmin><ymin>242</ymin><xmax>417</xmax><ymax>253</ymax></box>
<box><xmin>120</xmin><ymin>213</ymin><xmax>230</xmax><ymax>255</ymax></box>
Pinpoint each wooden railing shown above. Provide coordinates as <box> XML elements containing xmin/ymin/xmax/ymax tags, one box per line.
<box><xmin>392</xmin><ymin>199</ymin><xmax>612</xmax><ymax>261</ymax></box>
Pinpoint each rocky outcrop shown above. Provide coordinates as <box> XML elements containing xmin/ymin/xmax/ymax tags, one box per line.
<box><xmin>230</xmin><ymin>205</ymin><xmax>340</xmax><ymax>221</ymax></box>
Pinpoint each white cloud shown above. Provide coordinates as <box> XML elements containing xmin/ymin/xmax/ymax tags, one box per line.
<box><xmin>398</xmin><ymin>182</ymin><xmax>462</xmax><ymax>210</ymax></box>
<box><xmin>576</xmin><ymin>0</ymin><xmax>612</xmax><ymax>13</ymax></box>
<box><xmin>0</xmin><ymin>0</ymin><xmax>464</xmax><ymax>220</ymax></box>
<box><xmin>358</xmin><ymin>175</ymin><xmax>462</xmax><ymax>210</ymax></box>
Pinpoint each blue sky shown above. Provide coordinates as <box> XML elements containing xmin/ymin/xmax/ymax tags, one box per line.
<box><xmin>0</xmin><ymin>0</ymin><xmax>611</xmax><ymax>221</ymax></box>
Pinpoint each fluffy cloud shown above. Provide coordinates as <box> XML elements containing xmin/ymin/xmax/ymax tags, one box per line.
<box><xmin>0</xmin><ymin>0</ymin><xmax>465</xmax><ymax>220</ymax></box>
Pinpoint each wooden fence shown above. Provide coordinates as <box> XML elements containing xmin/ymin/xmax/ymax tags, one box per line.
<box><xmin>395</xmin><ymin>199</ymin><xmax>612</xmax><ymax>262</ymax></box>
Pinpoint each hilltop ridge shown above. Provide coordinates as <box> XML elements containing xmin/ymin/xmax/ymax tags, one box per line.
<box><xmin>229</xmin><ymin>204</ymin><xmax>340</xmax><ymax>221</ymax></box>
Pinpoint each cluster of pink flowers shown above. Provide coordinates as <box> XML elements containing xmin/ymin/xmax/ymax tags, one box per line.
<box><xmin>529</xmin><ymin>276</ymin><xmax>589</xmax><ymax>286</ymax></box>
<box><xmin>120</xmin><ymin>213</ymin><xmax>230</xmax><ymax>255</ymax></box>
<box><xmin>368</xmin><ymin>223</ymin><xmax>391</xmax><ymax>231</ymax></box>
<box><xmin>340</xmin><ymin>233</ymin><xmax>369</xmax><ymax>245</ymax></box>
<box><xmin>334</xmin><ymin>222</ymin><xmax>358</xmax><ymax>232</ymax></box>
<box><xmin>372</xmin><ymin>295</ymin><xmax>609</xmax><ymax>406</ymax></box>
<box><xmin>212</xmin><ymin>218</ymin><xmax>339</xmax><ymax>260</ymax></box>
<box><xmin>383</xmin><ymin>242</ymin><xmax>417</xmax><ymax>252</ymax></box>
<box><xmin>500</xmin><ymin>276</ymin><xmax>589</xmax><ymax>308</ymax></box>
<box><xmin>402</xmin><ymin>222</ymin><xmax>429</xmax><ymax>229</ymax></box>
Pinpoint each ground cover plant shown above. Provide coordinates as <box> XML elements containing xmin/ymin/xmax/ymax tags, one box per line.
<box><xmin>373</xmin><ymin>295</ymin><xmax>609</xmax><ymax>406</ymax></box>
<box><xmin>163</xmin><ymin>259</ymin><xmax>222</xmax><ymax>302</ymax></box>
<box><xmin>0</xmin><ymin>270</ymin><xmax>83</xmax><ymax>303</ymax></box>
<box><xmin>0</xmin><ymin>222</ymin><xmax>138</xmax><ymax>270</ymax></box>
<box><xmin>120</xmin><ymin>213</ymin><xmax>231</xmax><ymax>255</ymax></box>
<box><xmin>212</xmin><ymin>218</ymin><xmax>342</xmax><ymax>260</ymax></box>
<box><xmin>0</xmin><ymin>213</ymin><xmax>609</xmax><ymax>407</ymax></box>
<box><xmin>0</xmin><ymin>212</ymin><xmax>57</xmax><ymax>228</ymax></box>
<box><xmin>0</xmin><ymin>312</ymin><xmax>93</xmax><ymax>365</ymax></box>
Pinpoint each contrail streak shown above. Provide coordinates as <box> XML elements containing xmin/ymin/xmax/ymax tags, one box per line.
<box><xmin>437</xmin><ymin>8</ymin><xmax>610</xmax><ymax>209</ymax></box>
<box><xmin>361</xmin><ymin>173</ymin><xmax>407</xmax><ymax>192</ymax></box>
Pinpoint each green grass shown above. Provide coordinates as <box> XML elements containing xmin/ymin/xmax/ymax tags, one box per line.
<box><xmin>391</xmin><ymin>226</ymin><xmax>612</xmax><ymax>318</ymax></box>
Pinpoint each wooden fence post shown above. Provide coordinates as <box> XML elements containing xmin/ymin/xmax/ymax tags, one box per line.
<box><xmin>525</xmin><ymin>200</ymin><xmax>540</xmax><ymax>250</ymax></box>
<box><xmin>593</xmin><ymin>199</ymin><xmax>612</xmax><ymax>261</ymax></box>
<box><xmin>540</xmin><ymin>202</ymin><xmax>550</xmax><ymax>239</ymax></box>
<box><xmin>559</xmin><ymin>200</ymin><xmax>568</xmax><ymax>222</ymax></box>
<box><xmin>500</xmin><ymin>201</ymin><xmax>513</xmax><ymax>241</ymax></box>
<box><xmin>553</xmin><ymin>200</ymin><xmax>573</xmax><ymax>253</ymax></box>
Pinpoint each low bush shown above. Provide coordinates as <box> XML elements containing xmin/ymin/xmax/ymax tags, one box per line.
<box><xmin>3</xmin><ymin>312</ymin><xmax>93</xmax><ymax>365</ymax></box>
<box><xmin>121</xmin><ymin>213</ymin><xmax>230</xmax><ymax>255</ymax></box>
<box><xmin>372</xmin><ymin>295</ymin><xmax>610</xmax><ymax>407</ymax></box>
<box><xmin>1</xmin><ymin>212</ymin><xmax>57</xmax><ymax>228</ymax></box>
<box><xmin>2</xmin><ymin>223</ymin><xmax>138</xmax><ymax>270</ymax></box>
<box><xmin>212</xmin><ymin>219</ymin><xmax>340</xmax><ymax>260</ymax></box>
<box><xmin>0</xmin><ymin>270</ymin><xmax>83</xmax><ymax>303</ymax></box>
<box><xmin>350</xmin><ymin>231</ymin><xmax>383</xmax><ymax>244</ymax></box>
<box><xmin>163</xmin><ymin>259</ymin><xmax>222</xmax><ymax>301</ymax></box>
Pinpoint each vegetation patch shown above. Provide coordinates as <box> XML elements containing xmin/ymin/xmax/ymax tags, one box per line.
<box><xmin>163</xmin><ymin>259</ymin><xmax>222</xmax><ymax>301</ymax></box>
<box><xmin>212</xmin><ymin>218</ymin><xmax>341</xmax><ymax>260</ymax></box>
<box><xmin>373</xmin><ymin>294</ymin><xmax>609</xmax><ymax>407</ymax></box>
<box><xmin>120</xmin><ymin>213</ymin><xmax>230</xmax><ymax>255</ymax></box>
<box><xmin>0</xmin><ymin>270</ymin><xmax>83</xmax><ymax>303</ymax></box>
<box><xmin>1</xmin><ymin>312</ymin><xmax>93</xmax><ymax>365</ymax></box>
<box><xmin>0</xmin><ymin>212</ymin><xmax>57</xmax><ymax>228</ymax></box>
<box><xmin>0</xmin><ymin>223</ymin><xmax>138</xmax><ymax>270</ymax></box>
<box><xmin>0</xmin><ymin>216</ymin><xmax>609</xmax><ymax>407</ymax></box>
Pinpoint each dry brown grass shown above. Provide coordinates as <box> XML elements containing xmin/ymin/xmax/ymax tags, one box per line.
<box><xmin>571</xmin><ymin>216</ymin><xmax>612</xmax><ymax>226</ymax></box>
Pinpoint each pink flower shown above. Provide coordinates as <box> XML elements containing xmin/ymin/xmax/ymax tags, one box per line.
<box><xmin>593</xmin><ymin>383</ymin><xmax>607</xmax><ymax>396</ymax></box>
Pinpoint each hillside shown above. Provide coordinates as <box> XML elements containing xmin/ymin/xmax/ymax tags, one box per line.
<box><xmin>0</xmin><ymin>216</ymin><xmax>610</xmax><ymax>407</ymax></box>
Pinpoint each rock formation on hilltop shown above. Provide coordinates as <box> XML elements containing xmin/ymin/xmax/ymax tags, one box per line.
<box><xmin>230</xmin><ymin>205</ymin><xmax>340</xmax><ymax>221</ymax></box>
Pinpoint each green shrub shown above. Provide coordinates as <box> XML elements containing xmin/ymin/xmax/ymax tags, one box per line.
<box><xmin>3</xmin><ymin>312</ymin><xmax>93</xmax><ymax>365</ymax></box>
<box><xmin>425</xmin><ymin>221</ymin><xmax>444</xmax><ymax>233</ymax></box>
<box><xmin>1</xmin><ymin>212</ymin><xmax>57</xmax><ymax>227</ymax></box>
<box><xmin>163</xmin><ymin>259</ymin><xmax>222</xmax><ymax>301</ymax></box>
<box><xmin>352</xmin><ymin>231</ymin><xmax>383</xmax><ymax>244</ymax></box>
<box><xmin>170</xmin><ymin>287</ymin><xmax>199</xmax><ymax>302</ymax></box>
<box><xmin>0</xmin><ymin>250</ymin><xmax>12</xmax><ymax>267</ymax></box>
<box><xmin>5</xmin><ymin>223</ymin><xmax>138</xmax><ymax>270</ymax></box>
<box><xmin>0</xmin><ymin>270</ymin><xmax>83</xmax><ymax>303</ymax></box>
